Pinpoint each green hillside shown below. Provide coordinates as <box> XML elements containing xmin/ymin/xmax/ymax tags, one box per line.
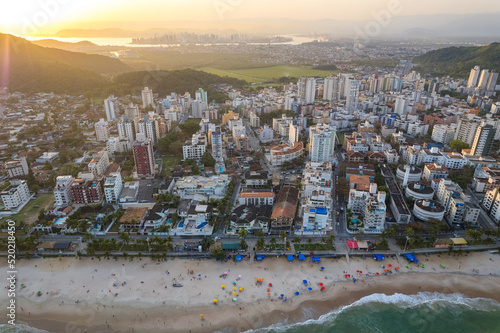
<box><xmin>414</xmin><ymin>43</ymin><xmax>500</xmax><ymax>78</ymax></box>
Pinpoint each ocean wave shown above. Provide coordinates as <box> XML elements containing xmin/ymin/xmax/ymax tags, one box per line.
<box><xmin>239</xmin><ymin>292</ymin><xmax>500</xmax><ymax>333</ymax></box>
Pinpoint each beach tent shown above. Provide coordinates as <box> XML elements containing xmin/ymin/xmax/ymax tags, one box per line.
<box><xmin>451</xmin><ymin>238</ymin><xmax>467</xmax><ymax>245</ymax></box>
<box><xmin>235</xmin><ymin>255</ymin><xmax>243</xmax><ymax>261</ymax></box>
<box><xmin>256</xmin><ymin>255</ymin><xmax>264</xmax><ymax>261</ymax></box>
<box><xmin>311</xmin><ymin>256</ymin><xmax>321</xmax><ymax>263</ymax></box>
<box><xmin>298</xmin><ymin>254</ymin><xmax>306</xmax><ymax>261</ymax></box>
<box><xmin>287</xmin><ymin>255</ymin><xmax>294</xmax><ymax>261</ymax></box>
<box><xmin>357</xmin><ymin>240</ymin><xmax>369</xmax><ymax>250</ymax></box>
<box><xmin>347</xmin><ymin>241</ymin><xmax>358</xmax><ymax>249</ymax></box>
<box><xmin>403</xmin><ymin>253</ymin><xmax>417</xmax><ymax>262</ymax></box>
<box><xmin>373</xmin><ymin>254</ymin><xmax>385</xmax><ymax>261</ymax></box>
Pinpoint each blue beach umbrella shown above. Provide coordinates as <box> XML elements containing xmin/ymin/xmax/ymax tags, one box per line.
<box><xmin>295</xmin><ymin>292</ymin><xmax>300</xmax><ymax>295</ymax></box>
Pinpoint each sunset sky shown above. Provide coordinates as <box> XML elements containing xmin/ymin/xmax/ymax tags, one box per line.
<box><xmin>2</xmin><ymin>0</ymin><xmax>500</xmax><ymax>36</ymax></box>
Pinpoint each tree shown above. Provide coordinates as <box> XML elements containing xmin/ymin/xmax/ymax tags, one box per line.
<box><xmin>295</xmin><ymin>179</ymin><xmax>303</xmax><ymax>191</ymax></box>
<box><xmin>294</xmin><ymin>235</ymin><xmax>301</xmax><ymax>244</ymax></box>
<box><xmin>119</xmin><ymin>232</ymin><xmax>131</xmax><ymax>246</ymax></box>
<box><xmin>280</xmin><ymin>232</ymin><xmax>287</xmax><ymax>244</ymax></box>
<box><xmin>42</xmin><ymin>161</ymin><xmax>53</xmax><ymax>170</ymax></box>
<box><xmin>255</xmin><ymin>230</ymin><xmax>264</xmax><ymax>238</ymax></box>
<box><xmin>239</xmin><ymin>238</ymin><xmax>248</xmax><ymax>250</ymax></box>
<box><xmin>201</xmin><ymin>151</ymin><xmax>216</xmax><ymax>168</ymax></box>
<box><xmin>256</xmin><ymin>237</ymin><xmax>265</xmax><ymax>250</ymax></box>
<box><xmin>448</xmin><ymin>140</ymin><xmax>469</xmax><ymax>152</ymax></box>
<box><xmin>270</xmin><ymin>237</ymin><xmax>277</xmax><ymax>248</ymax></box>
<box><xmin>466</xmin><ymin>229</ymin><xmax>483</xmax><ymax>243</ymax></box>
<box><xmin>238</xmin><ymin>228</ymin><xmax>247</xmax><ymax>240</ymax></box>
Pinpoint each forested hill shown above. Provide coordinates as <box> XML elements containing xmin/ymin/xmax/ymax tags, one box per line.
<box><xmin>414</xmin><ymin>43</ymin><xmax>500</xmax><ymax>78</ymax></box>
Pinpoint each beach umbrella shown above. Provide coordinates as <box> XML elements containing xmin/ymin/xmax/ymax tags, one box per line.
<box><xmin>406</xmin><ymin>264</ymin><xmax>409</xmax><ymax>268</ymax></box>
<box><xmin>383</xmin><ymin>269</ymin><xmax>387</xmax><ymax>272</ymax></box>
<box><xmin>359</xmin><ymin>271</ymin><xmax>363</xmax><ymax>274</ymax></box>
<box><xmin>319</xmin><ymin>282</ymin><xmax>323</xmax><ymax>286</ymax></box>
<box><xmin>222</xmin><ymin>285</ymin><xmax>225</xmax><ymax>289</ymax></box>
<box><xmin>239</xmin><ymin>288</ymin><xmax>243</xmax><ymax>292</ymax></box>
<box><xmin>281</xmin><ymin>294</ymin><xmax>284</xmax><ymax>298</ymax></box>
<box><xmin>269</xmin><ymin>283</ymin><xmax>272</xmax><ymax>286</ymax></box>
<box><xmin>303</xmin><ymin>280</ymin><xmax>307</xmax><ymax>284</ymax></box>
<box><xmin>396</xmin><ymin>267</ymin><xmax>400</xmax><ymax>270</ymax></box>
<box><xmin>308</xmin><ymin>287</ymin><xmax>312</xmax><ymax>291</ymax></box>
<box><xmin>295</xmin><ymin>292</ymin><xmax>300</xmax><ymax>295</ymax></box>
<box><xmin>376</xmin><ymin>272</ymin><xmax>379</xmax><ymax>275</ymax></box>
<box><xmin>232</xmin><ymin>281</ymin><xmax>236</xmax><ymax>285</ymax></box>
<box><xmin>213</xmin><ymin>299</ymin><xmax>218</xmax><ymax>304</ymax></box>
<box><xmin>320</xmin><ymin>267</ymin><xmax>324</xmax><ymax>271</ymax></box>
<box><xmin>321</xmin><ymin>286</ymin><xmax>325</xmax><ymax>291</ymax></box>
<box><xmin>200</xmin><ymin>314</ymin><xmax>204</xmax><ymax>320</ymax></box>
<box><xmin>267</xmin><ymin>293</ymin><xmax>271</xmax><ymax>296</ymax></box>
<box><xmin>238</xmin><ymin>275</ymin><xmax>242</xmax><ymax>278</ymax></box>
<box><xmin>267</xmin><ymin>287</ymin><xmax>271</xmax><ymax>291</ymax></box>
<box><xmin>224</xmin><ymin>272</ymin><xmax>228</xmax><ymax>275</ymax></box>
<box><xmin>233</xmin><ymin>291</ymin><xmax>237</xmax><ymax>295</ymax></box>
<box><xmin>233</xmin><ymin>286</ymin><xmax>237</xmax><ymax>290</ymax></box>
<box><xmin>388</xmin><ymin>264</ymin><xmax>392</xmax><ymax>268</ymax></box>
<box><xmin>233</xmin><ymin>298</ymin><xmax>237</xmax><ymax>302</ymax></box>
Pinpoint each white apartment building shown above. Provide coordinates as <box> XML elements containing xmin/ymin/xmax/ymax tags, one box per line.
<box><xmin>422</xmin><ymin>163</ymin><xmax>449</xmax><ymax>181</ymax></box>
<box><xmin>88</xmin><ymin>151</ymin><xmax>110</xmax><ymax>177</ymax></box>
<box><xmin>1</xmin><ymin>180</ymin><xmax>30</xmax><ymax>210</ymax></box>
<box><xmin>289</xmin><ymin>123</ymin><xmax>300</xmax><ymax>144</ymax></box>
<box><xmin>104</xmin><ymin>94</ymin><xmax>118</xmax><ymax>121</ymax></box>
<box><xmin>142</xmin><ymin>87</ymin><xmax>154</xmax><ymax>108</ymax></box>
<box><xmin>95</xmin><ymin>118</ymin><xmax>110</xmax><ymax>142</ymax></box>
<box><xmin>250</xmin><ymin>112</ymin><xmax>260</xmax><ymax>128</ymax></box>
<box><xmin>364</xmin><ymin>192</ymin><xmax>386</xmax><ymax>233</ymax></box>
<box><xmin>269</xmin><ymin>142</ymin><xmax>304</xmax><ymax>166</ymax></box>
<box><xmin>117</xmin><ymin>118</ymin><xmax>135</xmax><ymax>143</ymax></box>
<box><xmin>5</xmin><ymin>157</ymin><xmax>29</xmax><ymax>178</ymax></box>
<box><xmin>183</xmin><ymin>136</ymin><xmax>206</xmax><ymax>161</ymax></box>
<box><xmin>345</xmin><ymin>79</ymin><xmax>360</xmax><ymax>112</ymax></box>
<box><xmin>298</xmin><ymin>77</ymin><xmax>316</xmax><ymax>104</ymax></box>
<box><xmin>104</xmin><ymin>172</ymin><xmax>123</xmax><ymax>203</ymax></box>
<box><xmin>211</xmin><ymin>130</ymin><xmax>224</xmax><ymax>161</ymax></box>
<box><xmin>384</xmin><ymin>149</ymin><xmax>399</xmax><ymax>164</ymax></box>
<box><xmin>442</xmin><ymin>152</ymin><xmax>467</xmax><ymax>170</ymax></box>
<box><xmin>471</xmin><ymin>124</ymin><xmax>496</xmax><ymax>157</ymax></box>
<box><xmin>301</xmin><ymin>206</ymin><xmax>331</xmax><ymax>235</ymax></box>
<box><xmin>238</xmin><ymin>188</ymin><xmax>274</xmax><ymax>206</ymax></box>
<box><xmin>454</xmin><ymin>116</ymin><xmax>481</xmax><ymax>146</ymax></box>
<box><xmin>323</xmin><ymin>75</ymin><xmax>340</xmax><ymax>101</ymax></box>
<box><xmin>272</xmin><ymin>115</ymin><xmax>294</xmax><ymax>137</ymax></box>
<box><xmin>309</xmin><ymin>124</ymin><xmax>336</xmax><ymax>163</ymax></box>
<box><xmin>435</xmin><ymin>179</ymin><xmax>465</xmax><ymax>225</ymax></box>
<box><xmin>54</xmin><ymin>176</ymin><xmax>74</xmax><ymax>206</ymax></box>
<box><xmin>173</xmin><ymin>175</ymin><xmax>229</xmax><ymax>200</ymax></box>
<box><xmin>413</xmin><ymin>199</ymin><xmax>445</xmax><ymax>221</ymax></box>
<box><xmin>431</xmin><ymin>124</ymin><xmax>457</xmax><ymax>144</ymax></box>
<box><xmin>484</xmin><ymin>188</ymin><xmax>500</xmax><ymax>223</ymax></box>
<box><xmin>257</xmin><ymin>125</ymin><xmax>274</xmax><ymax>142</ymax></box>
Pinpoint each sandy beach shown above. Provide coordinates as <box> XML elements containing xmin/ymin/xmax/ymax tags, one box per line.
<box><xmin>2</xmin><ymin>251</ymin><xmax>500</xmax><ymax>333</ymax></box>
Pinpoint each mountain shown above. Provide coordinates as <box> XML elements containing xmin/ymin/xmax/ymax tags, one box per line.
<box><xmin>413</xmin><ymin>43</ymin><xmax>500</xmax><ymax>78</ymax></box>
<box><xmin>0</xmin><ymin>34</ymin><xmax>130</xmax><ymax>94</ymax></box>
<box><xmin>30</xmin><ymin>39</ymin><xmax>101</xmax><ymax>52</ymax></box>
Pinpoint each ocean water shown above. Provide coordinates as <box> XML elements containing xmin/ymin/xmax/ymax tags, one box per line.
<box><xmin>245</xmin><ymin>293</ymin><xmax>500</xmax><ymax>333</ymax></box>
<box><xmin>3</xmin><ymin>293</ymin><xmax>499</xmax><ymax>333</ymax></box>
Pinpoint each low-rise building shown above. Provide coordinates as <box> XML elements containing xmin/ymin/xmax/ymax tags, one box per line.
<box><xmin>405</xmin><ymin>183</ymin><xmax>434</xmax><ymax>200</ymax></box>
<box><xmin>413</xmin><ymin>199</ymin><xmax>445</xmax><ymax>221</ymax></box>
<box><xmin>396</xmin><ymin>165</ymin><xmax>422</xmax><ymax>183</ymax></box>
<box><xmin>238</xmin><ymin>188</ymin><xmax>275</xmax><ymax>206</ymax></box>
<box><xmin>230</xmin><ymin>205</ymin><xmax>273</xmax><ymax>234</ymax></box>
<box><xmin>422</xmin><ymin>163</ymin><xmax>449</xmax><ymax>181</ymax></box>
<box><xmin>269</xmin><ymin>142</ymin><xmax>303</xmax><ymax>166</ymax></box>
<box><xmin>270</xmin><ymin>186</ymin><xmax>299</xmax><ymax>234</ymax></box>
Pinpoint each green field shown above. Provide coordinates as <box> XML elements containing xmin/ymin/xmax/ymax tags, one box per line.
<box><xmin>162</xmin><ymin>155</ymin><xmax>182</xmax><ymax>177</ymax></box>
<box><xmin>10</xmin><ymin>193</ymin><xmax>54</xmax><ymax>225</ymax></box>
<box><xmin>200</xmin><ymin>66</ymin><xmax>339</xmax><ymax>83</ymax></box>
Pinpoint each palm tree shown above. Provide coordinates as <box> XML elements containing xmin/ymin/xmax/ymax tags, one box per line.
<box><xmin>75</xmin><ymin>250</ymin><xmax>82</xmax><ymax>259</ymax></box>
<box><xmin>104</xmin><ymin>251</ymin><xmax>111</xmax><ymax>259</ymax></box>
<box><xmin>307</xmin><ymin>238</ymin><xmax>312</xmax><ymax>245</ymax></box>
<box><xmin>294</xmin><ymin>235</ymin><xmax>301</xmax><ymax>244</ymax></box>
<box><xmin>280</xmin><ymin>231</ymin><xmax>287</xmax><ymax>245</ymax></box>
<box><xmin>119</xmin><ymin>232</ymin><xmax>131</xmax><ymax>246</ymax></box>
<box><xmin>270</xmin><ymin>237</ymin><xmax>277</xmax><ymax>249</ymax></box>
<box><xmin>256</xmin><ymin>238</ymin><xmax>265</xmax><ymax>250</ymax></box>
<box><xmin>255</xmin><ymin>230</ymin><xmax>264</xmax><ymax>238</ymax></box>
<box><xmin>238</xmin><ymin>228</ymin><xmax>247</xmax><ymax>240</ymax></box>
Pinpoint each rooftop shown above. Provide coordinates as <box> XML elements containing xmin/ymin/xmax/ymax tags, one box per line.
<box><xmin>415</xmin><ymin>199</ymin><xmax>445</xmax><ymax>213</ymax></box>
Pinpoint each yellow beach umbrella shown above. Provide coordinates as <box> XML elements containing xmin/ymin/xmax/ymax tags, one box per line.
<box><xmin>239</xmin><ymin>287</ymin><xmax>243</xmax><ymax>292</ymax></box>
<box><xmin>213</xmin><ymin>299</ymin><xmax>218</xmax><ymax>304</ymax></box>
<box><xmin>232</xmin><ymin>291</ymin><xmax>237</xmax><ymax>295</ymax></box>
<box><xmin>221</xmin><ymin>285</ymin><xmax>225</xmax><ymax>289</ymax></box>
<box><xmin>233</xmin><ymin>286</ymin><xmax>237</xmax><ymax>290</ymax></box>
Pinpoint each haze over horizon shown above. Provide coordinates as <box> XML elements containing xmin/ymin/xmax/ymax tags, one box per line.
<box><xmin>2</xmin><ymin>0</ymin><xmax>500</xmax><ymax>38</ymax></box>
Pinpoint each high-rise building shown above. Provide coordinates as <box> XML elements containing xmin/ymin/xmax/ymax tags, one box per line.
<box><xmin>478</xmin><ymin>69</ymin><xmax>490</xmax><ymax>90</ymax></box>
<box><xmin>104</xmin><ymin>95</ymin><xmax>118</xmax><ymax>121</ymax></box>
<box><xmin>289</xmin><ymin>123</ymin><xmax>300</xmax><ymax>144</ymax></box>
<box><xmin>345</xmin><ymin>79</ymin><xmax>360</xmax><ymax>112</ymax></box>
<box><xmin>133</xmin><ymin>134</ymin><xmax>155</xmax><ymax>177</ymax></box>
<box><xmin>323</xmin><ymin>75</ymin><xmax>339</xmax><ymax>101</ymax></box>
<box><xmin>394</xmin><ymin>95</ymin><xmax>407</xmax><ymax>115</ymax></box>
<box><xmin>309</xmin><ymin>124</ymin><xmax>336</xmax><ymax>162</ymax></box>
<box><xmin>486</xmin><ymin>72</ymin><xmax>499</xmax><ymax>92</ymax></box>
<box><xmin>54</xmin><ymin>176</ymin><xmax>74</xmax><ymax>206</ymax></box>
<box><xmin>124</xmin><ymin>103</ymin><xmax>139</xmax><ymax>120</ymax></box>
<box><xmin>196</xmin><ymin>88</ymin><xmax>208</xmax><ymax>103</ymax></box>
<box><xmin>141</xmin><ymin>87</ymin><xmax>154</xmax><ymax>108</ymax></box>
<box><xmin>298</xmin><ymin>77</ymin><xmax>316</xmax><ymax>104</ymax></box>
<box><xmin>94</xmin><ymin>118</ymin><xmax>110</xmax><ymax>142</ymax></box>
<box><xmin>211</xmin><ymin>128</ymin><xmax>224</xmax><ymax>161</ymax></box>
<box><xmin>471</xmin><ymin>124</ymin><xmax>496</xmax><ymax>156</ymax></box>
<box><xmin>136</xmin><ymin>114</ymin><xmax>159</xmax><ymax>144</ymax></box>
<box><xmin>454</xmin><ymin>116</ymin><xmax>481</xmax><ymax>145</ymax></box>
<box><xmin>468</xmin><ymin>66</ymin><xmax>481</xmax><ymax>88</ymax></box>
<box><xmin>104</xmin><ymin>172</ymin><xmax>123</xmax><ymax>203</ymax></box>
<box><xmin>71</xmin><ymin>178</ymin><xmax>104</xmax><ymax>204</ymax></box>
<box><xmin>117</xmin><ymin>117</ymin><xmax>136</xmax><ymax>143</ymax></box>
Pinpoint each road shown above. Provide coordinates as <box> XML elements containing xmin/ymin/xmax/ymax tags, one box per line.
<box><xmin>243</xmin><ymin>120</ymin><xmax>274</xmax><ymax>174</ymax></box>
<box><xmin>466</xmin><ymin>187</ymin><xmax>498</xmax><ymax>231</ymax></box>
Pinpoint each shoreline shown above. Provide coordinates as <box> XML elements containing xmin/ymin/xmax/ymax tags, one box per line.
<box><xmin>2</xmin><ymin>252</ymin><xmax>500</xmax><ymax>332</ymax></box>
